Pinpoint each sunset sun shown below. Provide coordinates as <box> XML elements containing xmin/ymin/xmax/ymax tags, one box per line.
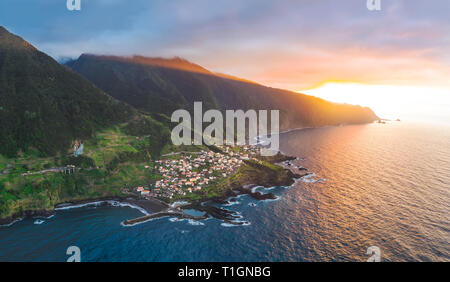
<box><xmin>0</xmin><ymin>0</ymin><xmax>449</xmax><ymax>264</ymax></box>
<box><xmin>301</xmin><ymin>82</ymin><xmax>450</xmax><ymax>123</ymax></box>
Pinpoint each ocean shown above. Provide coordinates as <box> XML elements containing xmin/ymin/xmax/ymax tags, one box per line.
<box><xmin>0</xmin><ymin>122</ymin><xmax>449</xmax><ymax>261</ymax></box>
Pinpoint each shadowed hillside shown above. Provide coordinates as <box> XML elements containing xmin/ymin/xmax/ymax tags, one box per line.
<box><xmin>0</xmin><ymin>27</ymin><xmax>135</xmax><ymax>157</ymax></box>
<box><xmin>66</xmin><ymin>54</ymin><xmax>378</xmax><ymax>131</ymax></box>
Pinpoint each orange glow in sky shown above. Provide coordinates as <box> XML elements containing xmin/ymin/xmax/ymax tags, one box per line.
<box><xmin>300</xmin><ymin>82</ymin><xmax>450</xmax><ymax>124</ymax></box>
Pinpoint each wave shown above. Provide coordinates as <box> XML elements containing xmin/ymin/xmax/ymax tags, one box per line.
<box><xmin>221</xmin><ymin>220</ymin><xmax>251</xmax><ymax>227</ymax></box>
<box><xmin>0</xmin><ymin>218</ymin><xmax>23</xmax><ymax>227</ymax></box>
<box><xmin>298</xmin><ymin>173</ymin><xmax>326</xmax><ymax>183</ymax></box>
<box><xmin>235</xmin><ymin>193</ymin><xmax>248</xmax><ymax>199</ymax></box>
<box><xmin>251</xmin><ymin>186</ymin><xmax>264</xmax><ymax>193</ymax></box>
<box><xmin>233</xmin><ymin>211</ymin><xmax>243</xmax><ymax>219</ymax></box>
<box><xmin>55</xmin><ymin>201</ymin><xmax>106</xmax><ymax>210</ymax></box>
<box><xmin>187</xmin><ymin>219</ymin><xmax>205</xmax><ymax>226</ymax></box>
<box><xmin>33</xmin><ymin>219</ymin><xmax>45</xmax><ymax>225</ymax></box>
<box><xmin>170</xmin><ymin>201</ymin><xmax>189</xmax><ymax>208</ymax></box>
<box><xmin>223</xmin><ymin>201</ymin><xmax>240</xmax><ymax>206</ymax></box>
<box><xmin>55</xmin><ymin>200</ymin><xmax>149</xmax><ymax>216</ymax></box>
<box><xmin>168</xmin><ymin>217</ymin><xmax>205</xmax><ymax>226</ymax></box>
<box><xmin>110</xmin><ymin>201</ymin><xmax>149</xmax><ymax>216</ymax></box>
<box><xmin>1</xmin><ymin>213</ymin><xmax>54</xmax><ymax>228</ymax></box>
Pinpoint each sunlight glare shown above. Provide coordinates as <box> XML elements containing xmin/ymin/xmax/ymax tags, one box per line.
<box><xmin>300</xmin><ymin>82</ymin><xmax>450</xmax><ymax>124</ymax></box>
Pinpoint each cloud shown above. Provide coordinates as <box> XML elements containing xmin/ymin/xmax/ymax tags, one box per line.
<box><xmin>1</xmin><ymin>0</ymin><xmax>449</xmax><ymax>90</ymax></box>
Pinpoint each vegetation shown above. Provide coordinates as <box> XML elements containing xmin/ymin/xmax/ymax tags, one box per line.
<box><xmin>165</xmin><ymin>158</ymin><xmax>291</xmax><ymax>203</ymax></box>
<box><xmin>0</xmin><ymin>27</ymin><xmax>134</xmax><ymax>158</ymax></box>
<box><xmin>66</xmin><ymin>54</ymin><xmax>378</xmax><ymax>131</ymax></box>
<box><xmin>0</xmin><ymin>111</ymin><xmax>170</xmax><ymax>219</ymax></box>
<box><xmin>0</xmin><ymin>26</ymin><xmax>376</xmax><ymax>223</ymax></box>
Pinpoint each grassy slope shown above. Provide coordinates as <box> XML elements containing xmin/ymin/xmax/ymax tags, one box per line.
<box><xmin>0</xmin><ymin>133</ymin><xmax>292</xmax><ymax>219</ymax></box>
<box><xmin>0</xmin><ymin>116</ymin><xmax>168</xmax><ymax>219</ymax></box>
<box><xmin>0</xmin><ymin>27</ymin><xmax>134</xmax><ymax>158</ymax></box>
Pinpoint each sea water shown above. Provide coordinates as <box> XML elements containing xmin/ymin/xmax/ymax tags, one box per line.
<box><xmin>0</xmin><ymin>122</ymin><xmax>449</xmax><ymax>261</ymax></box>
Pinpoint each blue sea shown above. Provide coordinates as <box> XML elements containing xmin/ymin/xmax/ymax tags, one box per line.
<box><xmin>1</xmin><ymin>122</ymin><xmax>449</xmax><ymax>262</ymax></box>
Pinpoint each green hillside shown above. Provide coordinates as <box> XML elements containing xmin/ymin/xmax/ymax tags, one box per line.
<box><xmin>0</xmin><ymin>27</ymin><xmax>134</xmax><ymax>157</ymax></box>
<box><xmin>66</xmin><ymin>54</ymin><xmax>379</xmax><ymax>131</ymax></box>
<box><xmin>0</xmin><ymin>27</ymin><xmax>172</xmax><ymax>221</ymax></box>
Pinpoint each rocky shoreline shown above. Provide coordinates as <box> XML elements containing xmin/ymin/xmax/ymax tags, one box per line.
<box><xmin>158</xmin><ymin>154</ymin><xmax>308</xmax><ymax>226</ymax></box>
<box><xmin>0</xmin><ymin>209</ymin><xmax>55</xmax><ymax>226</ymax></box>
<box><xmin>0</xmin><ymin>196</ymin><xmax>169</xmax><ymax>226</ymax></box>
<box><xmin>1</xmin><ymin>153</ymin><xmax>306</xmax><ymax>227</ymax></box>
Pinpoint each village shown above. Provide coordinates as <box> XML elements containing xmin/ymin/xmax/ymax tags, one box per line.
<box><xmin>127</xmin><ymin>144</ymin><xmax>261</xmax><ymax>201</ymax></box>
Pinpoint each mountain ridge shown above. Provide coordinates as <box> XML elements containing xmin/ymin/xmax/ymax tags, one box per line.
<box><xmin>66</xmin><ymin>53</ymin><xmax>379</xmax><ymax>131</ymax></box>
<box><xmin>0</xmin><ymin>27</ymin><xmax>135</xmax><ymax>157</ymax></box>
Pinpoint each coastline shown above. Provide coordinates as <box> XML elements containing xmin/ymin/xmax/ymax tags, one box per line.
<box><xmin>122</xmin><ymin>152</ymin><xmax>306</xmax><ymax>226</ymax></box>
<box><xmin>1</xmin><ymin>121</ymin><xmax>373</xmax><ymax>227</ymax></box>
<box><xmin>1</xmin><ymin>152</ymin><xmax>304</xmax><ymax>227</ymax></box>
<box><xmin>0</xmin><ymin>196</ymin><xmax>169</xmax><ymax>227</ymax></box>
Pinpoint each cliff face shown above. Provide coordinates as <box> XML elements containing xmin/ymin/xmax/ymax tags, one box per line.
<box><xmin>66</xmin><ymin>54</ymin><xmax>379</xmax><ymax>131</ymax></box>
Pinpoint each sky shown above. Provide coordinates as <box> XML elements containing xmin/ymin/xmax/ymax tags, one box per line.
<box><xmin>1</xmin><ymin>0</ymin><xmax>449</xmax><ymax>123</ymax></box>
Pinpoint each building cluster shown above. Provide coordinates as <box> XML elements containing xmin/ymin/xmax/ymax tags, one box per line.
<box><xmin>133</xmin><ymin>145</ymin><xmax>260</xmax><ymax>200</ymax></box>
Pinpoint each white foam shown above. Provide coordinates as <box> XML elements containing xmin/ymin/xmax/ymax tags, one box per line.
<box><xmin>0</xmin><ymin>218</ymin><xmax>23</xmax><ymax>227</ymax></box>
<box><xmin>233</xmin><ymin>213</ymin><xmax>243</xmax><ymax>219</ymax></box>
<box><xmin>235</xmin><ymin>193</ymin><xmax>247</xmax><ymax>199</ymax></box>
<box><xmin>55</xmin><ymin>200</ymin><xmax>148</xmax><ymax>216</ymax></box>
<box><xmin>221</xmin><ymin>220</ymin><xmax>251</xmax><ymax>227</ymax></box>
<box><xmin>251</xmin><ymin>186</ymin><xmax>264</xmax><ymax>193</ymax></box>
<box><xmin>168</xmin><ymin>216</ymin><xmax>206</xmax><ymax>226</ymax></box>
<box><xmin>170</xmin><ymin>201</ymin><xmax>189</xmax><ymax>208</ymax></box>
<box><xmin>262</xmin><ymin>186</ymin><xmax>277</xmax><ymax>191</ymax></box>
<box><xmin>33</xmin><ymin>219</ymin><xmax>45</xmax><ymax>225</ymax></box>
<box><xmin>300</xmin><ymin>173</ymin><xmax>317</xmax><ymax>183</ymax></box>
<box><xmin>55</xmin><ymin>201</ymin><xmax>105</xmax><ymax>210</ymax></box>
<box><xmin>108</xmin><ymin>201</ymin><xmax>149</xmax><ymax>216</ymax></box>
<box><xmin>299</xmin><ymin>173</ymin><xmax>327</xmax><ymax>183</ymax></box>
<box><xmin>187</xmin><ymin>219</ymin><xmax>205</xmax><ymax>226</ymax></box>
<box><xmin>223</xmin><ymin>201</ymin><xmax>240</xmax><ymax>206</ymax></box>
